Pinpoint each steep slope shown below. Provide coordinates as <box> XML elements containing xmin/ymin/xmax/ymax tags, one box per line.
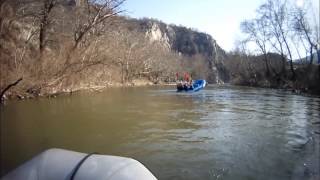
<box><xmin>1</xmin><ymin>0</ymin><xmax>231</xmax><ymax>100</ymax></box>
<box><xmin>124</xmin><ymin>18</ymin><xmax>229</xmax><ymax>83</ymax></box>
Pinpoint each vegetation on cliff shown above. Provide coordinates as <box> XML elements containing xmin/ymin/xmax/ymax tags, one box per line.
<box><xmin>0</xmin><ymin>0</ymin><xmax>319</xmax><ymax>102</ymax></box>
<box><xmin>0</xmin><ymin>0</ymin><xmax>230</xmax><ymax>101</ymax></box>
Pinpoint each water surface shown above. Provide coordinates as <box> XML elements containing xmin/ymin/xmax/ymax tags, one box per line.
<box><xmin>1</xmin><ymin>85</ymin><xmax>319</xmax><ymax>179</ymax></box>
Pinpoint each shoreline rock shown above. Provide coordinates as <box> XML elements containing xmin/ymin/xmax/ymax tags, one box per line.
<box><xmin>2</xmin><ymin>81</ymin><xmax>319</xmax><ymax>104</ymax></box>
<box><xmin>1</xmin><ymin>80</ymin><xmax>177</xmax><ymax>103</ymax></box>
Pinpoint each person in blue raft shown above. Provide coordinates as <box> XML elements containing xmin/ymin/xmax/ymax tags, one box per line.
<box><xmin>176</xmin><ymin>72</ymin><xmax>207</xmax><ymax>92</ymax></box>
<box><xmin>176</xmin><ymin>72</ymin><xmax>193</xmax><ymax>91</ymax></box>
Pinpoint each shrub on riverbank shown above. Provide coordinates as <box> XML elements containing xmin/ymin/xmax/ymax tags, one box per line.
<box><xmin>224</xmin><ymin>51</ymin><xmax>320</xmax><ymax>94</ymax></box>
<box><xmin>0</xmin><ymin>0</ymin><xmax>185</xmax><ymax>100</ymax></box>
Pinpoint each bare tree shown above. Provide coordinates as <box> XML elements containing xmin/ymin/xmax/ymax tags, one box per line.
<box><xmin>72</xmin><ymin>0</ymin><xmax>125</xmax><ymax>50</ymax></box>
<box><xmin>258</xmin><ymin>0</ymin><xmax>296</xmax><ymax>79</ymax></box>
<box><xmin>55</xmin><ymin>0</ymin><xmax>126</xmax><ymax>77</ymax></box>
<box><xmin>38</xmin><ymin>0</ymin><xmax>57</xmax><ymax>53</ymax></box>
<box><xmin>292</xmin><ymin>0</ymin><xmax>319</xmax><ymax>65</ymax></box>
<box><xmin>225</xmin><ymin>43</ymin><xmax>262</xmax><ymax>86</ymax></box>
<box><xmin>0</xmin><ymin>78</ymin><xmax>22</xmax><ymax>104</ymax></box>
<box><xmin>241</xmin><ymin>17</ymin><xmax>271</xmax><ymax>77</ymax></box>
<box><xmin>10</xmin><ymin>0</ymin><xmax>59</xmax><ymax>54</ymax></box>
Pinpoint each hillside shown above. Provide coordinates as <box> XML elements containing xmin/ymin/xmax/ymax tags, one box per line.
<box><xmin>123</xmin><ymin>18</ymin><xmax>229</xmax><ymax>83</ymax></box>
<box><xmin>0</xmin><ymin>0</ymin><xmax>229</xmax><ymax>100</ymax></box>
<box><xmin>295</xmin><ymin>51</ymin><xmax>320</xmax><ymax>65</ymax></box>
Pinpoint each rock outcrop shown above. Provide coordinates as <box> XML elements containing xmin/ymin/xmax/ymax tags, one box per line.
<box><xmin>128</xmin><ymin>18</ymin><xmax>229</xmax><ymax>83</ymax></box>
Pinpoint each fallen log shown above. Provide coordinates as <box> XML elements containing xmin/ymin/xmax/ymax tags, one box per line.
<box><xmin>0</xmin><ymin>78</ymin><xmax>22</xmax><ymax>104</ymax></box>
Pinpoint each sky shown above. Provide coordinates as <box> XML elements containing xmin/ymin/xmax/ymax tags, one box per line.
<box><xmin>123</xmin><ymin>0</ymin><xmax>319</xmax><ymax>55</ymax></box>
<box><xmin>123</xmin><ymin>0</ymin><xmax>265</xmax><ymax>52</ymax></box>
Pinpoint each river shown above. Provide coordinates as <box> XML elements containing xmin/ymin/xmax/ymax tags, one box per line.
<box><xmin>1</xmin><ymin>85</ymin><xmax>319</xmax><ymax>179</ymax></box>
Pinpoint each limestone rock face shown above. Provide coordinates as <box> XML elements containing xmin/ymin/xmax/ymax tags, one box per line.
<box><xmin>136</xmin><ymin>19</ymin><xmax>228</xmax><ymax>83</ymax></box>
<box><xmin>145</xmin><ymin>23</ymin><xmax>171</xmax><ymax>50</ymax></box>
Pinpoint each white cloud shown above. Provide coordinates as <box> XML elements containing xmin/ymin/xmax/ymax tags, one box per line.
<box><xmin>296</xmin><ymin>0</ymin><xmax>304</xmax><ymax>7</ymax></box>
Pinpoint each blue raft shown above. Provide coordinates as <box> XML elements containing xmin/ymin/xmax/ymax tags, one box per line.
<box><xmin>177</xmin><ymin>79</ymin><xmax>207</xmax><ymax>92</ymax></box>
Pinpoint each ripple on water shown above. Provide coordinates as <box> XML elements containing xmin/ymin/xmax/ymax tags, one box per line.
<box><xmin>1</xmin><ymin>85</ymin><xmax>320</xmax><ymax>180</ymax></box>
<box><xmin>285</xmin><ymin>131</ymin><xmax>310</xmax><ymax>151</ymax></box>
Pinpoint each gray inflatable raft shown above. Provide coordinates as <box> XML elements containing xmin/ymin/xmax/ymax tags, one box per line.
<box><xmin>1</xmin><ymin>148</ymin><xmax>157</xmax><ymax>180</ymax></box>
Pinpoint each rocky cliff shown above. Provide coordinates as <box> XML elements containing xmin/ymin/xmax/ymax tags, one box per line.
<box><xmin>126</xmin><ymin>18</ymin><xmax>229</xmax><ymax>83</ymax></box>
<box><xmin>1</xmin><ymin>0</ymin><xmax>230</xmax><ymax>102</ymax></box>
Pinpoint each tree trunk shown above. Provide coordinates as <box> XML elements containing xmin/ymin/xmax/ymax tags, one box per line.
<box><xmin>280</xmin><ymin>53</ymin><xmax>287</xmax><ymax>77</ymax></box>
<box><xmin>39</xmin><ymin>20</ymin><xmax>46</xmax><ymax>53</ymax></box>
<box><xmin>308</xmin><ymin>46</ymin><xmax>314</xmax><ymax>65</ymax></box>
<box><xmin>282</xmin><ymin>37</ymin><xmax>295</xmax><ymax>80</ymax></box>
<box><xmin>0</xmin><ymin>78</ymin><xmax>22</xmax><ymax>104</ymax></box>
<box><xmin>263</xmin><ymin>53</ymin><xmax>270</xmax><ymax>77</ymax></box>
<box><xmin>316</xmin><ymin>47</ymin><xmax>320</xmax><ymax>65</ymax></box>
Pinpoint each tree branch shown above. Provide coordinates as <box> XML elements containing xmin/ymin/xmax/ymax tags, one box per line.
<box><xmin>0</xmin><ymin>78</ymin><xmax>23</xmax><ymax>103</ymax></box>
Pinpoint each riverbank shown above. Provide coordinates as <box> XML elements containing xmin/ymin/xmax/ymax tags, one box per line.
<box><xmin>0</xmin><ymin>79</ymin><xmax>178</xmax><ymax>103</ymax></box>
<box><xmin>231</xmin><ymin>72</ymin><xmax>320</xmax><ymax>96</ymax></box>
<box><xmin>2</xmin><ymin>80</ymin><xmax>319</xmax><ymax>104</ymax></box>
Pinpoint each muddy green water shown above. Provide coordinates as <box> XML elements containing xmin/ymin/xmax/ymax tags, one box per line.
<box><xmin>1</xmin><ymin>85</ymin><xmax>320</xmax><ymax>179</ymax></box>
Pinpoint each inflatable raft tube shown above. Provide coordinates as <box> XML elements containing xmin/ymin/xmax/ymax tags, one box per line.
<box><xmin>192</xmin><ymin>79</ymin><xmax>206</xmax><ymax>92</ymax></box>
<box><xmin>177</xmin><ymin>79</ymin><xmax>207</xmax><ymax>92</ymax></box>
<box><xmin>1</xmin><ymin>148</ymin><xmax>157</xmax><ymax>180</ymax></box>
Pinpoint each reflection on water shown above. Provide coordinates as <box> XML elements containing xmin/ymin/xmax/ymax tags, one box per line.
<box><xmin>1</xmin><ymin>85</ymin><xmax>319</xmax><ymax>179</ymax></box>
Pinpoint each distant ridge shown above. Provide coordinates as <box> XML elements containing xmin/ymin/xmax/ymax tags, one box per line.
<box><xmin>295</xmin><ymin>50</ymin><xmax>320</xmax><ymax>64</ymax></box>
